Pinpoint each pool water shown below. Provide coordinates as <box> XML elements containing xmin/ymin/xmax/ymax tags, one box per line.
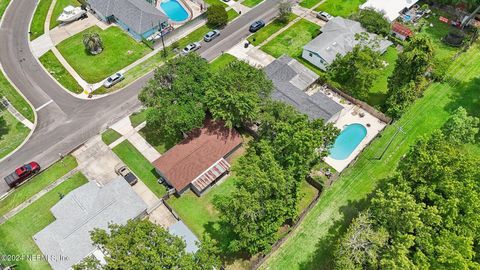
<box><xmin>160</xmin><ymin>0</ymin><xmax>189</xmax><ymax>22</ymax></box>
<box><xmin>329</xmin><ymin>123</ymin><xmax>367</xmax><ymax>160</ymax></box>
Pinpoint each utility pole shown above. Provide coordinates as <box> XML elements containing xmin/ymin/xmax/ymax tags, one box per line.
<box><xmin>159</xmin><ymin>22</ymin><xmax>167</xmax><ymax>57</ymax></box>
<box><xmin>461</xmin><ymin>4</ymin><xmax>480</xmax><ymax>29</ymax></box>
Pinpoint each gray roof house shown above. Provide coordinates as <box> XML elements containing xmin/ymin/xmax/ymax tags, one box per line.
<box><xmin>87</xmin><ymin>0</ymin><xmax>170</xmax><ymax>40</ymax></box>
<box><xmin>264</xmin><ymin>55</ymin><xmax>344</xmax><ymax>123</ymax></box>
<box><xmin>33</xmin><ymin>178</ymin><xmax>148</xmax><ymax>270</ymax></box>
<box><xmin>302</xmin><ymin>17</ymin><xmax>393</xmax><ymax>71</ymax></box>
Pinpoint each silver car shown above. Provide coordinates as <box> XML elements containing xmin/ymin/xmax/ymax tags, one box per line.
<box><xmin>316</xmin><ymin>11</ymin><xmax>333</xmax><ymax>22</ymax></box>
<box><xmin>103</xmin><ymin>72</ymin><xmax>124</xmax><ymax>88</ymax></box>
<box><xmin>182</xmin><ymin>42</ymin><xmax>201</xmax><ymax>54</ymax></box>
<box><xmin>204</xmin><ymin>30</ymin><xmax>220</xmax><ymax>42</ymax></box>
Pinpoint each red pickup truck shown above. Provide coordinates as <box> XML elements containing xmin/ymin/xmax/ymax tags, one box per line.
<box><xmin>4</xmin><ymin>162</ymin><xmax>40</xmax><ymax>188</ymax></box>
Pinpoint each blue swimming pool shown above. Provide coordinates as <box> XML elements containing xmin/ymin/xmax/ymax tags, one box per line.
<box><xmin>160</xmin><ymin>0</ymin><xmax>189</xmax><ymax>22</ymax></box>
<box><xmin>329</xmin><ymin>124</ymin><xmax>367</xmax><ymax>160</ymax></box>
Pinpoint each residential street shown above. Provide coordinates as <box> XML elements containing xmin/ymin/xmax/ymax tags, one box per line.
<box><xmin>0</xmin><ymin>0</ymin><xmax>281</xmax><ymax>195</ymax></box>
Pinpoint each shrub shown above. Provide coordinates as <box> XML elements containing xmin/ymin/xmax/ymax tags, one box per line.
<box><xmin>206</xmin><ymin>5</ymin><xmax>228</xmax><ymax>28</ymax></box>
<box><xmin>354</xmin><ymin>8</ymin><xmax>390</xmax><ymax>36</ymax></box>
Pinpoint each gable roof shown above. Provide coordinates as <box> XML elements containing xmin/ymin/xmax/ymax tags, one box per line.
<box><xmin>88</xmin><ymin>0</ymin><xmax>168</xmax><ymax>35</ymax></box>
<box><xmin>392</xmin><ymin>22</ymin><xmax>414</xmax><ymax>37</ymax></box>
<box><xmin>303</xmin><ymin>17</ymin><xmax>393</xmax><ymax>66</ymax></box>
<box><xmin>152</xmin><ymin>120</ymin><xmax>243</xmax><ymax>192</ymax></box>
<box><xmin>264</xmin><ymin>55</ymin><xmax>344</xmax><ymax>121</ymax></box>
<box><xmin>360</xmin><ymin>0</ymin><xmax>419</xmax><ymax>22</ymax></box>
<box><xmin>33</xmin><ymin>178</ymin><xmax>147</xmax><ymax>270</ymax></box>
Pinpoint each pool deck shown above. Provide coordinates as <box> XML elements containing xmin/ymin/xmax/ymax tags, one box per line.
<box><xmin>311</xmin><ymin>86</ymin><xmax>387</xmax><ymax>172</ymax></box>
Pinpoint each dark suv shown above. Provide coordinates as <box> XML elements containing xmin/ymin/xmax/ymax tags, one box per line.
<box><xmin>249</xmin><ymin>20</ymin><xmax>265</xmax><ymax>33</ymax></box>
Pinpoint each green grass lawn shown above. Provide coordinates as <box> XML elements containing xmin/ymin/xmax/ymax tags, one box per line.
<box><xmin>112</xmin><ymin>140</ymin><xmax>167</xmax><ymax>198</ymax></box>
<box><xmin>130</xmin><ymin>110</ymin><xmax>147</xmax><ymax>127</ymax></box>
<box><xmin>248</xmin><ymin>14</ymin><xmax>298</xmax><ymax>46</ymax></box>
<box><xmin>0</xmin><ymin>155</ymin><xmax>77</xmax><ymax>216</ymax></box>
<box><xmin>227</xmin><ymin>8</ymin><xmax>239</xmax><ymax>21</ymax></box>
<box><xmin>138</xmin><ymin>125</ymin><xmax>175</xmax><ymax>154</ymax></box>
<box><xmin>210</xmin><ymin>53</ymin><xmax>237</xmax><ymax>72</ymax></box>
<box><xmin>0</xmin><ymin>0</ymin><xmax>11</xmax><ymax>18</ymax></box>
<box><xmin>30</xmin><ymin>0</ymin><xmax>53</xmax><ymax>40</ymax></box>
<box><xmin>297</xmin><ymin>181</ymin><xmax>318</xmax><ymax>216</ymax></box>
<box><xmin>57</xmin><ymin>26</ymin><xmax>151</xmax><ymax>83</ymax></box>
<box><xmin>0</xmin><ymin>172</ymin><xmax>87</xmax><ymax>270</ymax></box>
<box><xmin>39</xmin><ymin>50</ymin><xmax>84</xmax><ymax>94</ymax></box>
<box><xmin>204</xmin><ymin>0</ymin><xmax>228</xmax><ymax>7</ymax></box>
<box><xmin>261</xmin><ymin>19</ymin><xmax>320</xmax><ymax>59</ymax></box>
<box><xmin>261</xmin><ymin>43</ymin><xmax>480</xmax><ymax>270</ymax></box>
<box><xmin>365</xmin><ymin>47</ymin><xmax>399</xmax><ymax>107</ymax></box>
<box><xmin>313</xmin><ymin>0</ymin><xmax>366</xmax><ymax>17</ymax></box>
<box><xmin>49</xmin><ymin>0</ymin><xmax>80</xmax><ymax>29</ymax></box>
<box><xmin>101</xmin><ymin>128</ymin><xmax>122</xmax><ymax>145</ymax></box>
<box><xmin>0</xmin><ymin>110</ymin><xmax>30</xmax><ymax>160</ymax></box>
<box><xmin>242</xmin><ymin>0</ymin><xmax>263</xmax><ymax>8</ymax></box>
<box><xmin>0</xmin><ymin>70</ymin><xmax>35</xmax><ymax>123</ymax></box>
<box><xmin>419</xmin><ymin>11</ymin><xmax>459</xmax><ymax>61</ymax></box>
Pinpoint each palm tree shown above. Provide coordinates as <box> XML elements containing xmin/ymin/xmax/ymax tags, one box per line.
<box><xmin>83</xmin><ymin>32</ymin><xmax>103</xmax><ymax>55</ymax></box>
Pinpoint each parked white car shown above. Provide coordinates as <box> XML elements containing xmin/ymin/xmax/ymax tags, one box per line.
<box><xmin>316</xmin><ymin>11</ymin><xmax>333</xmax><ymax>22</ymax></box>
<box><xmin>103</xmin><ymin>72</ymin><xmax>124</xmax><ymax>88</ymax></box>
<box><xmin>182</xmin><ymin>42</ymin><xmax>201</xmax><ymax>54</ymax></box>
<box><xmin>204</xmin><ymin>30</ymin><xmax>220</xmax><ymax>42</ymax></box>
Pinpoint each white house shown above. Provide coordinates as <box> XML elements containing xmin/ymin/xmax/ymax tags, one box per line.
<box><xmin>360</xmin><ymin>0</ymin><xmax>420</xmax><ymax>22</ymax></box>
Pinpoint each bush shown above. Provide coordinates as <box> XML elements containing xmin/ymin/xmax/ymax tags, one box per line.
<box><xmin>206</xmin><ymin>5</ymin><xmax>228</xmax><ymax>28</ymax></box>
<box><xmin>431</xmin><ymin>56</ymin><xmax>449</xmax><ymax>82</ymax></box>
<box><xmin>354</xmin><ymin>8</ymin><xmax>390</xmax><ymax>36</ymax></box>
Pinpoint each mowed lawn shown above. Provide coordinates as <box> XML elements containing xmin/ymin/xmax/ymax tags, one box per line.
<box><xmin>0</xmin><ymin>110</ymin><xmax>29</xmax><ymax>160</ymax></box>
<box><xmin>112</xmin><ymin>141</ymin><xmax>167</xmax><ymax>197</ymax></box>
<box><xmin>39</xmin><ymin>50</ymin><xmax>84</xmax><ymax>93</ymax></box>
<box><xmin>314</xmin><ymin>0</ymin><xmax>366</xmax><ymax>17</ymax></box>
<box><xmin>261</xmin><ymin>43</ymin><xmax>480</xmax><ymax>270</ymax></box>
<box><xmin>366</xmin><ymin>47</ymin><xmax>399</xmax><ymax>107</ymax></box>
<box><xmin>210</xmin><ymin>53</ymin><xmax>237</xmax><ymax>72</ymax></box>
<box><xmin>57</xmin><ymin>26</ymin><xmax>151</xmax><ymax>83</ymax></box>
<box><xmin>49</xmin><ymin>0</ymin><xmax>80</xmax><ymax>29</ymax></box>
<box><xmin>30</xmin><ymin>0</ymin><xmax>53</xmax><ymax>40</ymax></box>
<box><xmin>101</xmin><ymin>128</ymin><xmax>122</xmax><ymax>145</ymax></box>
<box><xmin>261</xmin><ymin>19</ymin><xmax>320</xmax><ymax>59</ymax></box>
<box><xmin>248</xmin><ymin>14</ymin><xmax>298</xmax><ymax>46</ymax></box>
<box><xmin>0</xmin><ymin>173</ymin><xmax>87</xmax><ymax>270</ymax></box>
<box><xmin>0</xmin><ymin>155</ymin><xmax>77</xmax><ymax>216</ymax></box>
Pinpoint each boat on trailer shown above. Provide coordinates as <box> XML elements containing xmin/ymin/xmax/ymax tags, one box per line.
<box><xmin>57</xmin><ymin>5</ymin><xmax>86</xmax><ymax>23</ymax></box>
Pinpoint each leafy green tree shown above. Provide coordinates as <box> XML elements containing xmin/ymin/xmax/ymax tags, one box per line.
<box><xmin>329</xmin><ymin>45</ymin><xmax>383</xmax><ymax>99</ymax></box>
<box><xmin>354</xmin><ymin>8</ymin><xmax>391</xmax><ymax>36</ymax></box>
<box><xmin>73</xmin><ymin>220</ymin><xmax>221</xmax><ymax>270</ymax></box>
<box><xmin>385</xmin><ymin>79</ymin><xmax>424</xmax><ymax>118</ymax></box>
<box><xmin>278</xmin><ymin>0</ymin><xmax>293</xmax><ymax>23</ymax></box>
<box><xmin>206</xmin><ymin>60</ymin><xmax>273</xmax><ymax>128</ymax></box>
<box><xmin>83</xmin><ymin>32</ymin><xmax>103</xmax><ymax>55</ymax></box>
<box><xmin>206</xmin><ymin>5</ymin><xmax>228</xmax><ymax>28</ymax></box>
<box><xmin>139</xmin><ymin>53</ymin><xmax>211</xmax><ymax>145</ymax></box>
<box><xmin>442</xmin><ymin>106</ymin><xmax>479</xmax><ymax>145</ymax></box>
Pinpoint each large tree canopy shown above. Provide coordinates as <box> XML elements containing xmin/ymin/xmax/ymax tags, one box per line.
<box><xmin>73</xmin><ymin>219</ymin><xmax>221</xmax><ymax>270</ymax></box>
<box><xmin>353</xmin><ymin>8</ymin><xmax>391</xmax><ymax>36</ymax></box>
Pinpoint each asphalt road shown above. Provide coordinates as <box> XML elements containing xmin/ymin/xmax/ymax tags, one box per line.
<box><xmin>0</xmin><ymin>0</ymin><xmax>280</xmax><ymax>195</ymax></box>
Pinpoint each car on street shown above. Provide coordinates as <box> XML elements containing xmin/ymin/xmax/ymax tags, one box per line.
<box><xmin>249</xmin><ymin>20</ymin><xmax>265</xmax><ymax>32</ymax></box>
<box><xmin>115</xmin><ymin>164</ymin><xmax>138</xmax><ymax>186</ymax></box>
<box><xmin>103</xmin><ymin>72</ymin><xmax>124</xmax><ymax>88</ymax></box>
<box><xmin>316</xmin><ymin>11</ymin><xmax>333</xmax><ymax>21</ymax></box>
<box><xmin>204</xmin><ymin>30</ymin><xmax>220</xmax><ymax>42</ymax></box>
<box><xmin>4</xmin><ymin>161</ymin><xmax>41</xmax><ymax>188</ymax></box>
<box><xmin>182</xmin><ymin>42</ymin><xmax>201</xmax><ymax>54</ymax></box>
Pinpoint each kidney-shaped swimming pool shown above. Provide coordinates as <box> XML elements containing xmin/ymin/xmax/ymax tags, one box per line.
<box><xmin>329</xmin><ymin>123</ymin><xmax>367</xmax><ymax>160</ymax></box>
<box><xmin>160</xmin><ymin>0</ymin><xmax>189</xmax><ymax>22</ymax></box>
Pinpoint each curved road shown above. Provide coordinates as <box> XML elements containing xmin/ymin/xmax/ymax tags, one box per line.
<box><xmin>0</xmin><ymin>0</ymin><xmax>280</xmax><ymax>194</ymax></box>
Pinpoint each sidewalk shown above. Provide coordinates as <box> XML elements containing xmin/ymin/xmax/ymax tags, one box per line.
<box><xmin>1</xmin><ymin>97</ymin><xmax>34</xmax><ymax>129</ymax></box>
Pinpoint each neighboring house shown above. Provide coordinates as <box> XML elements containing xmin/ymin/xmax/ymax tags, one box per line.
<box><xmin>169</xmin><ymin>221</ymin><xmax>199</xmax><ymax>253</ymax></box>
<box><xmin>33</xmin><ymin>178</ymin><xmax>148</xmax><ymax>270</ymax></box>
<box><xmin>360</xmin><ymin>0</ymin><xmax>419</xmax><ymax>22</ymax></box>
<box><xmin>391</xmin><ymin>22</ymin><xmax>414</xmax><ymax>40</ymax></box>
<box><xmin>302</xmin><ymin>17</ymin><xmax>393</xmax><ymax>71</ymax></box>
<box><xmin>264</xmin><ymin>55</ymin><xmax>344</xmax><ymax>123</ymax></box>
<box><xmin>87</xmin><ymin>0</ymin><xmax>171</xmax><ymax>40</ymax></box>
<box><xmin>152</xmin><ymin>120</ymin><xmax>243</xmax><ymax>196</ymax></box>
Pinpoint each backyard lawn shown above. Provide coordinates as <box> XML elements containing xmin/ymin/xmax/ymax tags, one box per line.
<box><xmin>30</xmin><ymin>0</ymin><xmax>53</xmax><ymax>40</ymax></box>
<box><xmin>49</xmin><ymin>0</ymin><xmax>80</xmax><ymax>29</ymax></box>
<box><xmin>247</xmin><ymin>14</ymin><xmax>297</xmax><ymax>46</ymax></box>
<box><xmin>366</xmin><ymin>46</ymin><xmax>399</xmax><ymax>107</ymax></box>
<box><xmin>261</xmin><ymin>42</ymin><xmax>480</xmax><ymax>270</ymax></box>
<box><xmin>0</xmin><ymin>110</ymin><xmax>29</xmax><ymax>160</ymax></box>
<box><xmin>57</xmin><ymin>26</ymin><xmax>151</xmax><ymax>83</ymax></box>
<box><xmin>112</xmin><ymin>141</ymin><xmax>167</xmax><ymax>198</ymax></box>
<box><xmin>39</xmin><ymin>50</ymin><xmax>84</xmax><ymax>94</ymax></box>
<box><xmin>210</xmin><ymin>53</ymin><xmax>237</xmax><ymax>72</ymax></box>
<box><xmin>101</xmin><ymin>128</ymin><xmax>122</xmax><ymax>145</ymax></box>
<box><xmin>0</xmin><ymin>155</ymin><xmax>77</xmax><ymax>216</ymax></box>
<box><xmin>261</xmin><ymin>19</ymin><xmax>320</xmax><ymax>59</ymax></box>
<box><xmin>313</xmin><ymin>0</ymin><xmax>366</xmax><ymax>17</ymax></box>
<box><xmin>0</xmin><ymin>172</ymin><xmax>87</xmax><ymax>270</ymax></box>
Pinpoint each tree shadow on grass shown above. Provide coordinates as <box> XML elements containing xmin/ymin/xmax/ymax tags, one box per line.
<box><xmin>445</xmin><ymin>76</ymin><xmax>480</xmax><ymax>118</ymax></box>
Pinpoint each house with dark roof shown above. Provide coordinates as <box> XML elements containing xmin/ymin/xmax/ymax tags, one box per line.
<box><xmin>264</xmin><ymin>55</ymin><xmax>344</xmax><ymax>123</ymax></box>
<box><xmin>302</xmin><ymin>17</ymin><xmax>393</xmax><ymax>71</ymax></box>
<box><xmin>152</xmin><ymin>120</ymin><xmax>243</xmax><ymax>196</ymax></box>
<box><xmin>87</xmin><ymin>0</ymin><xmax>171</xmax><ymax>40</ymax></box>
<box><xmin>33</xmin><ymin>178</ymin><xmax>148</xmax><ymax>270</ymax></box>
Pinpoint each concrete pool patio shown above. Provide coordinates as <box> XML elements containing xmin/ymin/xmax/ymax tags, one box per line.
<box><xmin>310</xmin><ymin>86</ymin><xmax>388</xmax><ymax>172</ymax></box>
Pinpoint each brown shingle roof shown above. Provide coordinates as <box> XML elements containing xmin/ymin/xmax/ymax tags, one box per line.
<box><xmin>152</xmin><ymin>120</ymin><xmax>243</xmax><ymax>192</ymax></box>
<box><xmin>392</xmin><ymin>22</ymin><xmax>414</xmax><ymax>38</ymax></box>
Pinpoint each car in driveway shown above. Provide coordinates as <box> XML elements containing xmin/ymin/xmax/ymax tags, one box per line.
<box><xmin>182</xmin><ymin>42</ymin><xmax>201</xmax><ymax>54</ymax></box>
<box><xmin>115</xmin><ymin>164</ymin><xmax>138</xmax><ymax>186</ymax></box>
<box><xmin>103</xmin><ymin>72</ymin><xmax>124</xmax><ymax>88</ymax></box>
<box><xmin>204</xmin><ymin>30</ymin><xmax>220</xmax><ymax>42</ymax></box>
<box><xmin>316</xmin><ymin>11</ymin><xmax>333</xmax><ymax>22</ymax></box>
<box><xmin>4</xmin><ymin>162</ymin><xmax>41</xmax><ymax>188</ymax></box>
<box><xmin>249</xmin><ymin>20</ymin><xmax>265</xmax><ymax>32</ymax></box>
